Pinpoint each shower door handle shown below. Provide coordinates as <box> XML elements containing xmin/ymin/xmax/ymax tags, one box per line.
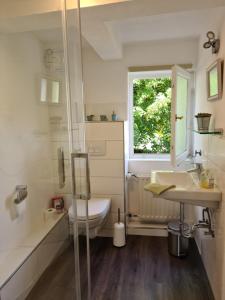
<box><xmin>58</xmin><ymin>147</ymin><xmax>65</xmax><ymax>188</ymax></box>
<box><xmin>71</xmin><ymin>152</ymin><xmax>91</xmax><ymax>200</ymax></box>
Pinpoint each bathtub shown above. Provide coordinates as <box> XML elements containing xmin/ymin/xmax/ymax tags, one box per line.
<box><xmin>0</xmin><ymin>212</ymin><xmax>69</xmax><ymax>300</ymax></box>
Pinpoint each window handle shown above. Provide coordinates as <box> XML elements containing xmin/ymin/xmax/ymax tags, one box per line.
<box><xmin>175</xmin><ymin>114</ymin><xmax>183</xmax><ymax>121</ymax></box>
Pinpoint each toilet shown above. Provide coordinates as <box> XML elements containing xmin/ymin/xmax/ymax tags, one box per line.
<box><xmin>68</xmin><ymin>198</ymin><xmax>111</xmax><ymax>238</ymax></box>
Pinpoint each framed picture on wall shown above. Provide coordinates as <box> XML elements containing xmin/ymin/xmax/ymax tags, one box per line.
<box><xmin>207</xmin><ymin>59</ymin><xmax>223</xmax><ymax>101</ymax></box>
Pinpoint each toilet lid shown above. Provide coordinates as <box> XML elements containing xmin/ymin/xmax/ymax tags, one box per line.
<box><xmin>69</xmin><ymin>198</ymin><xmax>111</xmax><ymax>221</ymax></box>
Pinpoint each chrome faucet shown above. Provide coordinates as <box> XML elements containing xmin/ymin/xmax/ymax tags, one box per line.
<box><xmin>187</xmin><ymin>162</ymin><xmax>203</xmax><ymax>178</ymax></box>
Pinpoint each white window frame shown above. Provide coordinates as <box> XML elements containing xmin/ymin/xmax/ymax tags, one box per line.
<box><xmin>170</xmin><ymin>65</ymin><xmax>192</xmax><ymax>166</ymax></box>
<box><xmin>128</xmin><ymin>70</ymin><xmax>172</xmax><ymax>160</ymax></box>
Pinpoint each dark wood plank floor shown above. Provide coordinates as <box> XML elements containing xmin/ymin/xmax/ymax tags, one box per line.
<box><xmin>26</xmin><ymin>236</ymin><xmax>214</xmax><ymax>300</ymax></box>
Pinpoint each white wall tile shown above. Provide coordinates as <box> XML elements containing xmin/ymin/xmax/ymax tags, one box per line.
<box><xmin>0</xmin><ymin>33</ymin><xmax>55</xmax><ymax>252</ymax></box>
<box><xmin>193</xmin><ymin>18</ymin><xmax>225</xmax><ymax>300</ymax></box>
<box><xmin>89</xmin><ymin>160</ymin><xmax>124</xmax><ymax>178</ymax></box>
<box><xmin>85</xmin><ymin>122</ymin><xmax>123</xmax><ymax>141</ymax></box>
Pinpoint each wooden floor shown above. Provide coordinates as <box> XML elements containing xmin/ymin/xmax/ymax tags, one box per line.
<box><xmin>26</xmin><ymin>236</ymin><xmax>214</xmax><ymax>300</ymax></box>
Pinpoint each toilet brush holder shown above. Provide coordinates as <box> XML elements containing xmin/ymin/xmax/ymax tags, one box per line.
<box><xmin>113</xmin><ymin>208</ymin><xmax>126</xmax><ymax>247</ymax></box>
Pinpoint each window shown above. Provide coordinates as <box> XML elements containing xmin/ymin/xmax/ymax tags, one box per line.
<box><xmin>128</xmin><ymin>66</ymin><xmax>192</xmax><ymax>164</ymax></box>
<box><xmin>39</xmin><ymin>76</ymin><xmax>61</xmax><ymax>105</ymax></box>
<box><xmin>129</xmin><ymin>70</ymin><xmax>172</xmax><ymax>159</ymax></box>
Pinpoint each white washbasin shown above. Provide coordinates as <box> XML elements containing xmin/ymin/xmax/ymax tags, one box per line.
<box><xmin>151</xmin><ymin>171</ymin><xmax>222</xmax><ymax>208</ymax></box>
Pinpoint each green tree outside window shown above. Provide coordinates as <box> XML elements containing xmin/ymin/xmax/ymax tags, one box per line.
<box><xmin>133</xmin><ymin>77</ymin><xmax>171</xmax><ymax>154</ymax></box>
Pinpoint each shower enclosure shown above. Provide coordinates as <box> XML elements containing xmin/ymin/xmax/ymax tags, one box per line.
<box><xmin>0</xmin><ymin>0</ymin><xmax>90</xmax><ymax>299</ymax></box>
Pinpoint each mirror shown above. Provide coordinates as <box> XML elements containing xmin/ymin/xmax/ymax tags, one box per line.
<box><xmin>207</xmin><ymin>59</ymin><xmax>223</xmax><ymax>101</ymax></box>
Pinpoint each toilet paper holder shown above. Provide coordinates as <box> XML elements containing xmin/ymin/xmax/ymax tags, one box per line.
<box><xmin>14</xmin><ymin>185</ymin><xmax>28</xmax><ymax>204</ymax></box>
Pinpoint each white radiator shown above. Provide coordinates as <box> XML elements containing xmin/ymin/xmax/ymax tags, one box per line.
<box><xmin>128</xmin><ymin>175</ymin><xmax>180</xmax><ymax>224</ymax></box>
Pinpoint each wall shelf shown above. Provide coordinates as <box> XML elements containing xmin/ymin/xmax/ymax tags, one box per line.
<box><xmin>193</xmin><ymin>129</ymin><xmax>223</xmax><ymax>135</ymax></box>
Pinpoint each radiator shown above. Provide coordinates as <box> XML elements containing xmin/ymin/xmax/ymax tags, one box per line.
<box><xmin>128</xmin><ymin>175</ymin><xmax>180</xmax><ymax>224</ymax></box>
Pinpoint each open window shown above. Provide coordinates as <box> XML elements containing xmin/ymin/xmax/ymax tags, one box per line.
<box><xmin>170</xmin><ymin>65</ymin><xmax>192</xmax><ymax>166</ymax></box>
<box><xmin>128</xmin><ymin>65</ymin><xmax>192</xmax><ymax>163</ymax></box>
<box><xmin>128</xmin><ymin>70</ymin><xmax>172</xmax><ymax>159</ymax></box>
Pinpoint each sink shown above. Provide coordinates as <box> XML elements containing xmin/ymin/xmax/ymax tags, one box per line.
<box><xmin>151</xmin><ymin>171</ymin><xmax>222</xmax><ymax>208</ymax></box>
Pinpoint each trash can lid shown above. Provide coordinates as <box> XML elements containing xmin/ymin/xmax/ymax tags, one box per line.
<box><xmin>168</xmin><ymin>220</ymin><xmax>189</xmax><ymax>232</ymax></box>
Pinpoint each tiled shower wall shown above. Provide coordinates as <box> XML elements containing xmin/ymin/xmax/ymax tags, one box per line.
<box><xmin>194</xmin><ymin>18</ymin><xmax>225</xmax><ymax>300</ymax></box>
<box><xmin>0</xmin><ymin>32</ymin><xmax>54</xmax><ymax>252</ymax></box>
<box><xmin>85</xmin><ymin>122</ymin><xmax>125</xmax><ymax>235</ymax></box>
<box><xmin>46</xmin><ymin>42</ymin><xmax>85</xmax><ymax>210</ymax></box>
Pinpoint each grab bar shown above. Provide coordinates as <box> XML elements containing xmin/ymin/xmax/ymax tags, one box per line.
<box><xmin>58</xmin><ymin>147</ymin><xmax>65</xmax><ymax>189</ymax></box>
<box><xmin>71</xmin><ymin>152</ymin><xmax>91</xmax><ymax>200</ymax></box>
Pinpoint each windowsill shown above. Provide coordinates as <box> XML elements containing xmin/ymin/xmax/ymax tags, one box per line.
<box><xmin>129</xmin><ymin>158</ymin><xmax>171</xmax><ymax>162</ymax></box>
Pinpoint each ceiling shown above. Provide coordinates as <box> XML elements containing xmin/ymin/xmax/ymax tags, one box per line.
<box><xmin>80</xmin><ymin>1</ymin><xmax>225</xmax><ymax>59</ymax></box>
<box><xmin>0</xmin><ymin>0</ymin><xmax>225</xmax><ymax>60</ymax></box>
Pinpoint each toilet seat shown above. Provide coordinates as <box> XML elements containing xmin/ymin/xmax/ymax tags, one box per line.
<box><xmin>69</xmin><ymin>198</ymin><xmax>111</xmax><ymax>222</ymax></box>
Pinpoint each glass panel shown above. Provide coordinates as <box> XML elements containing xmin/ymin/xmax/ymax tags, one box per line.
<box><xmin>63</xmin><ymin>1</ymin><xmax>89</xmax><ymax>300</ymax></box>
<box><xmin>175</xmin><ymin>75</ymin><xmax>188</xmax><ymax>156</ymax></box>
<box><xmin>0</xmin><ymin>0</ymin><xmax>85</xmax><ymax>299</ymax></box>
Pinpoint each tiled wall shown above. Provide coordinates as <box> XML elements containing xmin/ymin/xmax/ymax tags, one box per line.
<box><xmin>46</xmin><ymin>42</ymin><xmax>85</xmax><ymax>210</ymax></box>
<box><xmin>85</xmin><ymin>122</ymin><xmax>125</xmax><ymax>235</ymax></box>
<box><xmin>194</xmin><ymin>18</ymin><xmax>225</xmax><ymax>300</ymax></box>
<box><xmin>0</xmin><ymin>32</ymin><xmax>54</xmax><ymax>252</ymax></box>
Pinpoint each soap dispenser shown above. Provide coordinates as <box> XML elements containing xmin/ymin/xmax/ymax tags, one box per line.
<box><xmin>200</xmin><ymin>170</ymin><xmax>208</xmax><ymax>189</ymax></box>
<box><xmin>200</xmin><ymin>169</ymin><xmax>214</xmax><ymax>189</ymax></box>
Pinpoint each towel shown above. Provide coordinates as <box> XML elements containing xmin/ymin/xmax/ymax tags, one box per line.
<box><xmin>144</xmin><ymin>182</ymin><xmax>176</xmax><ymax>195</ymax></box>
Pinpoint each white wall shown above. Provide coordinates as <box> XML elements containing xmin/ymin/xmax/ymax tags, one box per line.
<box><xmin>0</xmin><ymin>32</ymin><xmax>54</xmax><ymax>251</ymax></box>
<box><xmin>83</xmin><ymin>38</ymin><xmax>198</xmax><ymax>121</ymax></box>
<box><xmin>194</xmin><ymin>18</ymin><xmax>225</xmax><ymax>300</ymax></box>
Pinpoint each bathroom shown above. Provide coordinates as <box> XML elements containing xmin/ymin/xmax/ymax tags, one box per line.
<box><xmin>0</xmin><ymin>0</ymin><xmax>225</xmax><ymax>299</ymax></box>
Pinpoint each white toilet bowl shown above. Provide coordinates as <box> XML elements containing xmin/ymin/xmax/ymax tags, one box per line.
<box><xmin>68</xmin><ymin>198</ymin><xmax>111</xmax><ymax>238</ymax></box>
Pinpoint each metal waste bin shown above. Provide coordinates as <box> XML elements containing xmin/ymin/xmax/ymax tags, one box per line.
<box><xmin>168</xmin><ymin>220</ymin><xmax>189</xmax><ymax>257</ymax></box>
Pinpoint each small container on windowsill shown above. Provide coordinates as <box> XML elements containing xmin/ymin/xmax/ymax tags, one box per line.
<box><xmin>112</xmin><ymin>111</ymin><xmax>118</xmax><ymax>121</ymax></box>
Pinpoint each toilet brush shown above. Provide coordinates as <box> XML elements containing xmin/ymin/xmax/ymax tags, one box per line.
<box><xmin>113</xmin><ymin>208</ymin><xmax>126</xmax><ymax>247</ymax></box>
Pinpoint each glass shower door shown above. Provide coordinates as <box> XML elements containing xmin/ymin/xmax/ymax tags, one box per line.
<box><xmin>0</xmin><ymin>0</ymin><xmax>90</xmax><ymax>299</ymax></box>
<box><xmin>62</xmin><ymin>1</ymin><xmax>91</xmax><ymax>299</ymax></box>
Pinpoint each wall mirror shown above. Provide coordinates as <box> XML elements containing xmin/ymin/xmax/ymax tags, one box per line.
<box><xmin>207</xmin><ymin>59</ymin><xmax>223</xmax><ymax>101</ymax></box>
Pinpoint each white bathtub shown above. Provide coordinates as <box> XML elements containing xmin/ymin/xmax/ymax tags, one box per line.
<box><xmin>0</xmin><ymin>213</ymin><xmax>69</xmax><ymax>300</ymax></box>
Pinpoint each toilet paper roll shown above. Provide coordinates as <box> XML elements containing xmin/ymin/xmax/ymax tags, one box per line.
<box><xmin>43</xmin><ymin>208</ymin><xmax>57</xmax><ymax>222</ymax></box>
<box><xmin>113</xmin><ymin>222</ymin><xmax>126</xmax><ymax>247</ymax></box>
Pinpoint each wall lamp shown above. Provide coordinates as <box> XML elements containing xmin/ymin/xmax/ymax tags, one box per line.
<box><xmin>203</xmin><ymin>31</ymin><xmax>220</xmax><ymax>54</ymax></box>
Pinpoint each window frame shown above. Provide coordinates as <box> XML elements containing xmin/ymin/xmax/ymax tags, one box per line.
<box><xmin>128</xmin><ymin>70</ymin><xmax>172</xmax><ymax>160</ymax></box>
<box><xmin>170</xmin><ymin>65</ymin><xmax>193</xmax><ymax>166</ymax></box>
